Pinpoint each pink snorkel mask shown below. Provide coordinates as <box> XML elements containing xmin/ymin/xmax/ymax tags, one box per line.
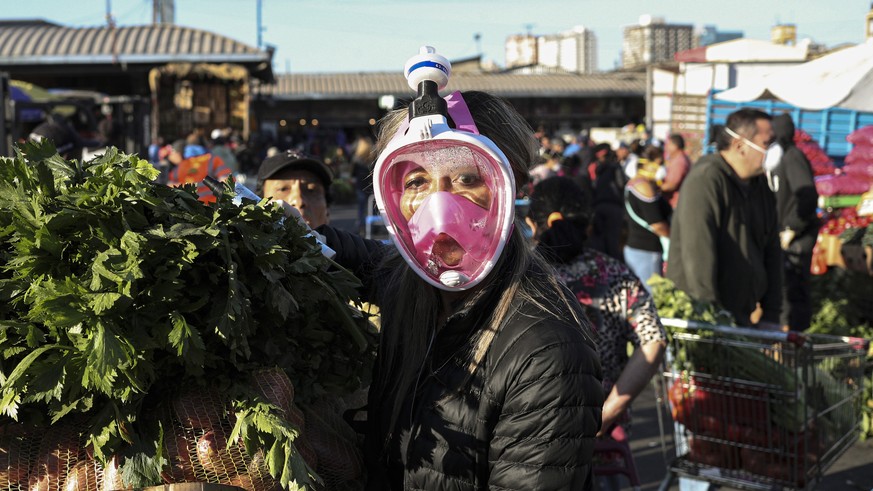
<box><xmin>373</xmin><ymin>46</ymin><xmax>516</xmax><ymax>291</ymax></box>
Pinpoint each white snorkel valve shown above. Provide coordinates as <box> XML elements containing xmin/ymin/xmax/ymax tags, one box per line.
<box><xmin>405</xmin><ymin>46</ymin><xmax>451</xmax><ymax>91</ymax></box>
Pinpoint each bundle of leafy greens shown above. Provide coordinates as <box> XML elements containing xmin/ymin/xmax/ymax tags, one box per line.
<box><xmin>647</xmin><ymin>275</ymin><xmax>735</xmax><ymax>327</ymax></box>
<box><xmin>0</xmin><ymin>143</ymin><xmax>377</xmax><ymax>489</ymax></box>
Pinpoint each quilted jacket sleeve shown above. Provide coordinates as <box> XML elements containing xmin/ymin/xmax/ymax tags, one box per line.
<box><xmin>486</xmin><ymin>318</ymin><xmax>604</xmax><ymax>490</ymax></box>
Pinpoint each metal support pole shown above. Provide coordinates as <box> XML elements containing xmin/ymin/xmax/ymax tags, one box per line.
<box><xmin>257</xmin><ymin>0</ymin><xmax>263</xmax><ymax>49</ymax></box>
<box><xmin>0</xmin><ymin>72</ymin><xmax>8</xmax><ymax>156</ymax></box>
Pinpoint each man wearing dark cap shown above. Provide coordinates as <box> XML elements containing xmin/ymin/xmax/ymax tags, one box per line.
<box><xmin>257</xmin><ymin>150</ymin><xmax>333</xmax><ymax>229</ymax></box>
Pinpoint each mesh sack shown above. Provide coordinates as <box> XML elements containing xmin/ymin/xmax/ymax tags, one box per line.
<box><xmin>167</xmin><ymin>368</ymin><xmax>365</xmax><ymax>491</ymax></box>
<box><xmin>0</xmin><ymin>368</ymin><xmax>364</xmax><ymax>491</ymax></box>
<box><xmin>303</xmin><ymin>392</ymin><xmax>366</xmax><ymax>491</ymax></box>
<box><xmin>167</xmin><ymin>385</ymin><xmax>280</xmax><ymax>491</ymax></box>
<box><xmin>0</xmin><ymin>420</ymin><xmax>121</xmax><ymax>491</ymax></box>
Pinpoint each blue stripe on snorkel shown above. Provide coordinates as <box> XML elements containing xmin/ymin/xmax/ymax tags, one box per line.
<box><xmin>406</xmin><ymin>60</ymin><xmax>450</xmax><ymax>77</ymax></box>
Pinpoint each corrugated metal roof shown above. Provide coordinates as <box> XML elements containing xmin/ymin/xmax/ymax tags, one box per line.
<box><xmin>259</xmin><ymin>71</ymin><xmax>646</xmax><ymax>100</ymax></box>
<box><xmin>0</xmin><ymin>21</ymin><xmax>269</xmax><ymax>65</ymax></box>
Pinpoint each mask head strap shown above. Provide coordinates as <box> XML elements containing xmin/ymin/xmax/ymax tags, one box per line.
<box><xmin>444</xmin><ymin>91</ymin><xmax>479</xmax><ymax>135</ymax></box>
<box><xmin>725</xmin><ymin>126</ymin><xmax>766</xmax><ymax>154</ymax></box>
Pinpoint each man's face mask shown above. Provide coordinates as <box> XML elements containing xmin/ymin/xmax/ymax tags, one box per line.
<box><xmin>763</xmin><ymin>143</ymin><xmax>784</xmax><ymax>192</ymax></box>
<box><xmin>763</xmin><ymin>143</ymin><xmax>784</xmax><ymax>172</ymax></box>
<box><xmin>373</xmin><ymin>92</ymin><xmax>515</xmax><ymax>291</ymax></box>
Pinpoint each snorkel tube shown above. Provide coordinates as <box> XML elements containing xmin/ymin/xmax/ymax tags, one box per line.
<box><xmin>405</xmin><ymin>46</ymin><xmax>450</xmax><ymax>120</ymax></box>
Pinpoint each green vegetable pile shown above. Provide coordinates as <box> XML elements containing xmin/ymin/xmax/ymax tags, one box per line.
<box><xmin>0</xmin><ymin>143</ymin><xmax>377</xmax><ymax>489</ymax></box>
<box><xmin>837</xmin><ymin>223</ymin><xmax>873</xmax><ymax>249</ymax></box>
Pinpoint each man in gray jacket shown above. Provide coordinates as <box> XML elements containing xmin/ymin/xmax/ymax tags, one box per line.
<box><xmin>667</xmin><ymin>108</ymin><xmax>783</xmax><ymax>328</ymax></box>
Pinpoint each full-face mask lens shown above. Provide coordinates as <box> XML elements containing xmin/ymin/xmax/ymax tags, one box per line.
<box><xmin>377</xmin><ymin>138</ymin><xmax>513</xmax><ymax>290</ymax></box>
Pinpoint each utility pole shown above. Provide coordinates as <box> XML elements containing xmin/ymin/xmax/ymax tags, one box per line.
<box><xmin>474</xmin><ymin>32</ymin><xmax>482</xmax><ymax>55</ymax></box>
<box><xmin>257</xmin><ymin>0</ymin><xmax>265</xmax><ymax>49</ymax></box>
<box><xmin>105</xmin><ymin>0</ymin><xmax>114</xmax><ymax>28</ymax></box>
<box><xmin>106</xmin><ymin>0</ymin><xmax>118</xmax><ymax>63</ymax></box>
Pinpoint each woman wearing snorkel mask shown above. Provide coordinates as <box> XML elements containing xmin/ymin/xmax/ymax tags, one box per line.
<box><xmin>313</xmin><ymin>47</ymin><xmax>603</xmax><ymax>490</ymax></box>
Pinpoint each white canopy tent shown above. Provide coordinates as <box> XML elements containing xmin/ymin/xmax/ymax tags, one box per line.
<box><xmin>714</xmin><ymin>40</ymin><xmax>873</xmax><ymax>112</ymax></box>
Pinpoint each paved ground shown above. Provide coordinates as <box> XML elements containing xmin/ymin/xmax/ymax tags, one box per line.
<box><xmin>328</xmin><ymin>203</ymin><xmax>873</xmax><ymax>491</ymax></box>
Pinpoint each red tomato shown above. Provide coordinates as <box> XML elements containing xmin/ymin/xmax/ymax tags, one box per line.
<box><xmin>694</xmin><ymin>415</ymin><xmax>725</xmax><ymax>438</ymax></box>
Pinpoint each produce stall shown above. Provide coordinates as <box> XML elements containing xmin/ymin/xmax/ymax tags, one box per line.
<box><xmin>810</xmin><ymin>125</ymin><xmax>873</xmax><ymax>276</ymax></box>
<box><xmin>149</xmin><ymin>63</ymin><xmax>251</xmax><ymax>141</ymax></box>
<box><xmin>0</xmin><ymin>143</ymin><xmax>377</xmax><ymax>490</ymax></box>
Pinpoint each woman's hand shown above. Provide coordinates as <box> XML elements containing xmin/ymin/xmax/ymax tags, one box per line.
<box><xmin>597</xmin><ymin>340</ymin><xmax>666</xmax><ymax>437</ymax></box>
<box><xmin>272</xmin><ymin>199</ymin><xmax>335</xmax><ymax>258</ymax></box>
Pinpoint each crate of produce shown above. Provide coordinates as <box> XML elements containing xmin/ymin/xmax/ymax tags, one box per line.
<box><xmin>818</xmin><ymin>194</ymin><xmax>863</xmax><ymax>210</ymax></box>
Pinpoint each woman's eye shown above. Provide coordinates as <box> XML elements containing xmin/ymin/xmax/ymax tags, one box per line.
<box><xmin>405</xmin><ymin>176</ymin><xmax>427</xmax><ymax>189</ymax></box>
<box><xmin>455</xmin><ymin>173</ymin><xmax>481</xmax><ymax>186</ymax></box>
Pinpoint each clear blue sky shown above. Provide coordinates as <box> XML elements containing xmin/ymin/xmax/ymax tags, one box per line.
<box><xmin>3</xmin><ymin>0</ymin><xmax>869</xmax><ymax>73</ymax></box>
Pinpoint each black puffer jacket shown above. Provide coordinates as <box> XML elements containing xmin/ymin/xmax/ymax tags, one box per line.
<box><xmin>318</xmin><ymin>226</ymin><xmax>604</xmax><ymax>490</ymax></box>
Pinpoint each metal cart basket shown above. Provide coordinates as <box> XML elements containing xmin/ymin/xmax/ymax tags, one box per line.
<box><xmin>658</xmin><ymin>319</ymin><xmax>869</xmax><ymax>491</ymax></box>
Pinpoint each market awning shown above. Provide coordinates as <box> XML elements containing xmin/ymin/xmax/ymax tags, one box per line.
<box><xmin>0</xmin><ymin>20</ymin><xmax>274</xmax><ymax>82</ymax></box>
<box><xmin>715</xmin><ymin>40</ymin><xmax>873</xmax><ymax>112</ymax></box>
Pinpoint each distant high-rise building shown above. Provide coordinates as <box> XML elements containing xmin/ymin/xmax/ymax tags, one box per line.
<box><xmin>537</xmin><ymin>26</ymin><xmax>598</xmax><ymax>74</ymax></box>
<box><xmin>505</xmin><ymin>26</ymin><xmax>598</xmax><ymax>74</ymax></box>
<box><xmin>622</xmin><ymin>15</ymin><xmax>694</xmax><ymax>69</ymax></box>
<box><xmin>697</xmin><ymin>25</ymin><xmax>743</xmax><ymax>47</ymax></box>
<box><xmin>505</xmin><ymin>34</ymin><xmax>538</xmax><ymax>68</ymax></box>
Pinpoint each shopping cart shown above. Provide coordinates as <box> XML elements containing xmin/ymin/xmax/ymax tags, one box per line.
<box><xmin>657</xmin><ymin>319</ymin><xmax>869</xmax><ymax>491</ymax></box>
